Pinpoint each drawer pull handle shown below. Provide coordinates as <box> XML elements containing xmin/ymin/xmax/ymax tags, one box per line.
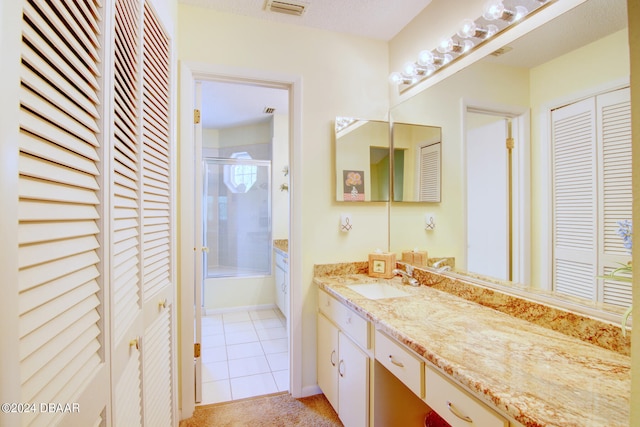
<box><xmin>447</xmin><ymin>401</ymin><xmax>473</xmax><ymax>423</ymax></box>
<box><xmin>388</xmin><ymin>355</ymin><xmax>404</xmax><ymax>368</ymax></box>
<box><xmin>330</xmin><ymin>350</ymin><xmax>337</xmax><ymax>366</ymax></box>
<box><xmin>338</xmin><ymin>360</ymin><xmax>345</xmax><ymax>377</ymax></box>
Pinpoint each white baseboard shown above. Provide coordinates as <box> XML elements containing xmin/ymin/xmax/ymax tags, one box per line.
<box><xmin>202</xmin><ymin>303</ymin><xmax>278</xmax><ymax>316</ymax></box>
<box><xmin>299</xmin><ymin>385</ymin><xmax>322</xmax><ymax>398</ymax></box>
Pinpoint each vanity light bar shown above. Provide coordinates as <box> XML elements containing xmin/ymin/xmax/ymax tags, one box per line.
<box><xmin>389</xmin><ymin>0</ymin><xmax>556</xmax><ymax>92</ymax></box>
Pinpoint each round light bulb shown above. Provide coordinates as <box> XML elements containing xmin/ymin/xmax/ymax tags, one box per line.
<box><xmin>513</xmin><ymin>5</ymin><xmax>528</xmax><ymax>21</ymax></box>
<box><xmin>485</xmin><ymin>24</ymin><xmax>499</xmax><ymax>38</ymax></box>
<box><xmin>461</xmin><ymin>39</ymin><xmax>474</xmax><ymax>53</ymax></box>
<box><xmin>436</xmin><ymin>38</ymin><xmax>454</xmax><ymax>54</ymax></box>
<box><xmin>388</xmin><ymin>72</ymin><xmax>404</xmax><ymax>85</ymax></box>
<box><xmin>417</xmin><ymin>50</ymin><xmax>435</xmax><ymax>65</ymax></box>
<box><xmin>457</xmin><ymin>19</ymin><xmax>477</xmax><ymax>38</ymax></box>
<box><xmin>483</xmin><ymin>0</ymin><xmax>505</xmax><ymax>20</ymax></box>
<box><xmin>402</xmin><ymin>61</ymin><xmax>417</xmax><ymax>76</ymax></box>
<box><xmin>442</xmin><ymin>54</ymin><xmax>453</xmax><ymax>65</ymax></box>
<box><xmin>423</xmin><ymin>63</ymin><xmax>436</xmax><ymax>75</ymax></box>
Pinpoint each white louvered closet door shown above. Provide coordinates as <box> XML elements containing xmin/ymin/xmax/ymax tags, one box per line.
<box><xmin>551</xmin><ymin>97</ymin><xmax>598</xmax><ymax>301</ymax></box>
<box><xmin>418</xmin><ymin>143</ymin><xmax>441</xmax><ymax>202</ymax></box>
<box><xmin>140</xmin><ymin>2</ymin><xmax>175</xmax><ymax>426</ymax></box>
<box><xmin>597</xmin><ymin>88</ymin><xmax>632</xmax><ymax>307</ymax></box>
<box><xmin>551</xmin><ymin>87</ymin><xmax>632</xmax><ymax>307</ymax></box>
<box><xmin>18</xmin><ymin>1</ymin><xmax>109</xmax><ymax>426</ymax></box>
<box><xmin>111</xmin><ymin>0</ymin><xmax>144</xmax><ymax>425</ymax></box>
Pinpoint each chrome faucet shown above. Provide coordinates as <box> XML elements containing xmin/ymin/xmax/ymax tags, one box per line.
<box><xmin>431</xmin><ymin>258</ymin><xmax>451</xmax><ymax>273</ymax></box>
<box><xmin>392</xmin><ymin>265</ymin><xmax>420</xmax><ymax>287</ymax></box>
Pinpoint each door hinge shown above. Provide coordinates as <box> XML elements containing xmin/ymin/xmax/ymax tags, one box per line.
<box><xmin>194</xmin><ymin>342</ymin><xmax>201</xmax><ymax>358</ymax></box>
<box><xmin>506</xmin><ymin>137</ymin><xmax>514</xmax><ymax>150</ymax></box>
<box><xmin>194</xmin><ymin>109</ymin><xmax>201</xmax><ymax>124</ymax></box>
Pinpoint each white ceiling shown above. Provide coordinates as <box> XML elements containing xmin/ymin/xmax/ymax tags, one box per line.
<box><xmin>179</xmin><ymin>0</ymin><xmax>433</xmax><ymax>41</ymax></box>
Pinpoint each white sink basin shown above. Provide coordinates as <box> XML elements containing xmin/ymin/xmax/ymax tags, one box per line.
<box><xmin>346</xmin><ymin>283</ymin><xmax>410</xmax><ymax>300</ymax></box>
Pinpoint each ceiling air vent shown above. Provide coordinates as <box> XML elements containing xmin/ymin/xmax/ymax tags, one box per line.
<box><xmin>490</xmin><ymin>46</ymin><xmax>513</xmax><ymax>57</ymax></box>
<box><xmin>263</xmin><ymin>107</ymin><xmax>276</xmax><ymax>114</ymax></box>
<box><xmin>264</xmin><ymin>0</ymin><xmax>308</xmax><ymax>16</ymax></box>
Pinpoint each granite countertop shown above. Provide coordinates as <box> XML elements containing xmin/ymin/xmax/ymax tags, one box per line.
<box><xmin>273</xmin><ymin>239</ymin><xmax>288</xmax><ymax>253</ymax></box>
<box><xmin>313</xmin><ymin>273</ymin><xmax>630</xmax><ymax>427</ymax></box>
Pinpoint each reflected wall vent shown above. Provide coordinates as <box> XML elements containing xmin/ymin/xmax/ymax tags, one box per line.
<box><xmin>263</xmin><ymin>107</ymin><xmax>276</xmax><ymax>114</ymax></box>
<box><xmin>265</xmin><ymin>0</ymin><xmax>308</xmax><ymax>16</ymax></box>
<box><xmin>490</xmin><ymin>46</ymin><xmax>513</xmax><ymax>57</ymax></box>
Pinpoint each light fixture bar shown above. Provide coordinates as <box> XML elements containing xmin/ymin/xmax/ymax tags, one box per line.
<box><xmin>389</xmin><ymin>0</ymin><xmax>556</xmax><ymax>93</ymax></box>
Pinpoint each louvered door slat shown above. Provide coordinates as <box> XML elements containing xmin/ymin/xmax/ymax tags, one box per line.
<box><xmin>18</xmin><ymin>235</ymin><xmax>99</xmax><ymax>270</ymax></box>
<box><xmin>19</xmin><ymin>108</ymin><xmax>100</xmax><ymax>157</ymax></box>
<box><xmin>19</xmin><ymin>153</ymin><xmax>99</xmax><ymax>190</ymax></box>
<box><xmin>22</xmin><ymin>3</ymin><xmax>100</xmax><ymax>88</ymax></box>
<box><xmin>21</xmin><ymin>25</ymin><xmax>99</xmax><ymax>104</ymax></box>
<box><xmin>20</xmin><ymin>176</ymin><xmax>99</xmax><ymax>205</ymax></box>
<box><xmin>28</xmin><ymin>1</ymin><xmax>100</xmax><ymax>76</ymax></box>
<box><xmin>114</xmin><ymin>140</ymin><xmax>140</xmax><ymax>171</ymax></box>
<box><xmin>53</xmin><ymin>0</ymin><xmax>101</xmax><ymax>51</ymax></box>
<box><xmin>21</xmin><ymin>45</ymin><xmax>99</xmax><ymax>119</ymax></box>
<box><xmin>22</xmin><ymin>322</ymin><xmax>100</xmax><ymax>396</ymax></box>
<box><xmin>115</xmin><ymin>352</ymin><xmax>143</xmax><ymax>427</ymax></box>
<box><xmin>19</xmin><ymin>220</ymin><xmax>99</xmax><ymax>245</ymax></box>
<box><xmin>144</xmin><ymin>134</ymin><xmax>169</xmax><ymax>158</ymax></box>
<box><xmin>19</xmin><ymin>132</ymin><xmax>99</xmax><ymax>176</ymax></box>
<box><xmin>21</xmin><ymin>62</ymin><xmax>100</xmax><ymax>134</ymax></box>
<box><xmin>18</xmin><ymin>251</ymin><xmax>99</xmax><ymax>293</ymax></box>
<box><xmin>20</xmin><ymin>87</ymin><xmax>99</xmax><ymax>146</ymax></box>
<box><xmin>143</xmin><ymin>308</ymin><xmax>173</xmax><ymax>427</ymax></box>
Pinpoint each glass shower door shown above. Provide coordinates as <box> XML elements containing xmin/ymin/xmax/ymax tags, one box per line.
<box><xmin>203</xmin><ymin>156</ymin><xmax>272</xmax><ymax>278</ymax></box>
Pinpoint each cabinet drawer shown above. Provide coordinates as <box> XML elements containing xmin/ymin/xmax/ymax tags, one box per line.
<box><xmin>425</xmin><ymin>365</ymin><xmax>507</xmax><ymax>427</ymax></box>
<box><xmin>375</xmin><ymin>329</ymin><xmax>423</xmax><ymax>398</ymax></box>
<box><xmin>318</xmin><ymin>290</ymin><xmax>370</xmax><ymax>349</ymax></box>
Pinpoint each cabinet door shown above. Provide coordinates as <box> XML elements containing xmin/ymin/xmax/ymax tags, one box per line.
<box><xmin>338</xmin><ymin>332</ymin><xmax>369</xmax><ymax>427</ymax></box>
<box><xmin>283</xmin><ymin>257</ymin><xmax>290</xmax><ymax>320</ymax></box>
<box><xmin>275</xmin><ymin>262</ymin><xmax>285</xmax><ymax>315</ymax></box>
<box><xmin>317</xmin><ymin>313</ymin><xmax>339</xmax><ymax>411</ymax></box>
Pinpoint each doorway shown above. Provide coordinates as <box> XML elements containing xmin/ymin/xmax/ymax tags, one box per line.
<box><xmin>464</xmin><ymin>105</ymin><xmax>530</xmax><ymax>284</ymax></box>
<box><xmin>195</xmin><ymin>79</ymin><xmax>291</xmax><ymax>405</ymax></box>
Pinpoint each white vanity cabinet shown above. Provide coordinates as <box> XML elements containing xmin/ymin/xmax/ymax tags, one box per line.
<box><xmin>375</xmin><ymin>328</ymin><xmax>508</xmax><ymax>427</ymax></box>
<box><xmin>317</xmin><ymin>290</ymin><xmax>370</xmax><ymax>427</ymax></box>
<box><xmin>274</xmin><ymin>249</ymin><xmax>289</xmax><ymax>319</ymax></box>
<box><xmin>424</xmin><ymin>365</ymin><xmax>508</xmax><ymax>427</ymax></box>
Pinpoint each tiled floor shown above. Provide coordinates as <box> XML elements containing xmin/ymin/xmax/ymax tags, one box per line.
<box><xmin>198</xmin><ymin>308</ymin><xmax>289</xmax><ymax>405</ymax></box>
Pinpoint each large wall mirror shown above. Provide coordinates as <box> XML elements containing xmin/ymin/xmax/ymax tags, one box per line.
<box><xmin>335</xmin><ymin>118</ymin><xmax>390</xmax><ymax>202</ymax></box>
<box><xmin>389</xmin><ymin>0</ymin><xmax>630</xmax><ymax>321</ymax></box>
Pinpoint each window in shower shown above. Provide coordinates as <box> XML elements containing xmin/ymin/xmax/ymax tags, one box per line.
<box><xmin>203</xmin><ymin>154</ymin><xmax>272</xmax><ymax>277</ymax></box>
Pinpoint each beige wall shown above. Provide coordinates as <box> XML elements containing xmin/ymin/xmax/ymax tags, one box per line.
<box><xmin>177</xmin><ymin>4</ymin><xmax>390</xmax><ymax>395</ymax></box>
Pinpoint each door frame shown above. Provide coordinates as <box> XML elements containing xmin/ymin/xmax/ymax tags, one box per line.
<box><xmin>179</xmin><ymin>61</ymin><xmax>302</xmax><ymax>419</ymax></box>
<box><xmin>461</xmin><ymin>100</ymin><xmax>531</xmax><ymax>285</ymax></box>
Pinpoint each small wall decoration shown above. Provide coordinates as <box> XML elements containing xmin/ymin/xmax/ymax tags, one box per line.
<box><xmin>343</xmin><ymin>170</ymin><xmax>365</xmax><ymax>201</ymax></box>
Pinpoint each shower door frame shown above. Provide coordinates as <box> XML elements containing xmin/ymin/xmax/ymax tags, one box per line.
<box><xmin>202</xmin><ymin>156</ymin><xmax>273</xmax><ymax>280</ymax></box>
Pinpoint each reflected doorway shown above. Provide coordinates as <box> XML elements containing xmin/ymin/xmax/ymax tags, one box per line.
<box><xmin>464</xmin><ymin>105</ymin><xmax>530</xmax><ymax>284</ymax></box>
